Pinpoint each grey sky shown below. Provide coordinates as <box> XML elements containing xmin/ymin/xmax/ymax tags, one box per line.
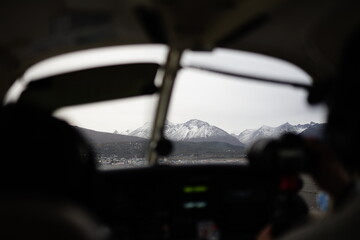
<box><xmin>15</xmin><ymin>44</ymin><xmax>325</xmax><ymax>134</ymax></box>
<box><xmin>168</xmin><ymin>68</ymin><xmax>325</xmax><ymax>133</ymax></box>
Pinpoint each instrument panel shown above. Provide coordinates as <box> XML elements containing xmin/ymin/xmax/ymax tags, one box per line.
<box><xmin>95</xmin><ymin>165</ymin><xmax>280</xmax><ymax>240</ymax></box>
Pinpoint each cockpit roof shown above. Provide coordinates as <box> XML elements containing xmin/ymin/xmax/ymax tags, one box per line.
<box><xmin>1</xmin><ymin>0</ymin><xmax>359</xmax><ymax>102</ymax></box>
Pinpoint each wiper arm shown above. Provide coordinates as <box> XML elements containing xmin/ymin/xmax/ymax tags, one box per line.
<box><xmin>187</xmin><ymin>65</ymin><xmax>311</xmax><ymax>90</ymax></box>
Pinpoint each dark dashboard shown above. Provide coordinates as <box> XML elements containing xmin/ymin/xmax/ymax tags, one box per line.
<box><xmin>94</xmin><ymin>165</ymin><xmax>282</xmax><ymax>240</ymax></box>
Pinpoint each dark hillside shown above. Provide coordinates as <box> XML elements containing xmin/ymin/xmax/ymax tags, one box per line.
<box><xmin>299</xmin><ymin>123</ymin><xmax>326</xmax><ymax>139</ymax></box>
<box><xmin>74</xmin><ymin>126</ymin><xmax>246</xmax><ymax>164</ymax></box>
<box><xmin>75</xmin><ymin>126</ymin><xmax>146</xmax><ymax>144</ymax></box>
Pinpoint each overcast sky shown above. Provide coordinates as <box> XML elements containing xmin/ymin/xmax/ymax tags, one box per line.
<box><xmin>22</xmin><ymin>45</ymin><xmax>326</xmax><ymax>134</ymax></box>
<box><xmin>167</xmin><ymin>68</ymin><xmax>325</xmax><ymax>134</ymax></box>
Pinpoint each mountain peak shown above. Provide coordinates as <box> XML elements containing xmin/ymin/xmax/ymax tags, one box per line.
<box><xmin>259</xmin><ymin>125</ymin><xmax>272</xmax><ymax>131</ymax></box>
<box><xmin>184</xmin><ymin>119</ymin><xmax>210</xmax><ymax>127</ymax></box>
<box><xmin>127</xmin><ymin>119</ymin><xmax>241</xmax><ymax>146</ymax></box>
<box><xmin>277</xmin><ymin>122</ymin><xmax>294</xmax><ymax>131</ymax></box>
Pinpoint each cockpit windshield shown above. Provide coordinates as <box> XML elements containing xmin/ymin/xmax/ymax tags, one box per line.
<box><xmin>50</xmin><ymin>46</ymin><xmax>326</xmax><ymax>169</ymax></box>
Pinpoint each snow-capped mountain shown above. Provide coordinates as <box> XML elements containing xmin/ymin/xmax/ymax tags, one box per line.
<box><xmin>234</xmin><ymin>122</ymin><xmax>320</xmax><ymax>146</ymax></box>
<box><xmin>125</xmin><ymin>119</ymin><xmax>242</xmax><ymax>146</ymax></box>
<box><xmin>121</xmin><ymin>120</ymin><xmax>322</xmax><ymax>147</ymax></box>
<box><xmin>128</xmin><ymin>122</ymin><xmax>152</xmax><ymax>139</ymax></box>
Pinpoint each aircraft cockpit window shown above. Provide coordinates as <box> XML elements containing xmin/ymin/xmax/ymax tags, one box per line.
<box><xmin>51</xmin><ymin>48</ymin><xmax>327</xmax><ymax>171</ymax></box>
<box><xmin>160</xmin><ymin>48</ymin><xmax>327</xmax><ymax>166</ymax></box>
<box><xmin>54</xmin><ymin>95</ymin><xmax>158</xmax><ymax>170</ymax></box>
<box><xmin>6</xmin><ymin>44</ymin><xmax>165</xmax><ymax>170</ymax></box>
<box><xmin>161</xmin><ymin>70</ymin><xmax>326</xmax><ymax>166</ymax></box>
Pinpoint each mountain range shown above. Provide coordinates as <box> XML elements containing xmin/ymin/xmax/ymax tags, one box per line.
<box><xmin>232</xmin><ymin>121</ymin><xmax>324</xmax><ymax>146</ymax></box>
<box><xmin>75</xmin><ymin>125</ymin><xmax>245</xmax><ymax>162</ymax></box>
<box><xmin>76</xmin><ymin>126</ymin><xmax>146</xmax><ymax>144</ymax></box>
<box><xmin>120</xmin><ymin>120</ymin><xmax>324</xmax><ymax>146</ymax></box>
<box><xmin>76</xmin><ymin>120</ymin><xmax>324</xmax><ymax>164</ymax></box>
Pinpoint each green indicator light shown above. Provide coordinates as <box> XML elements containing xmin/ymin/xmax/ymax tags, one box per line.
<box><xmin>184</xmin><ymin>186</ymin><xmax>193</xmax><ymax>193</ymax></box>
<box><xmin>194</xmin><ymin>186</ymin><xmax>207</xmax><ymax>192</ymax></box>
<box><xmin>183</xmin><ymin>186</ymin><xmax>208</xmax><ymax>193</ymax></box>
